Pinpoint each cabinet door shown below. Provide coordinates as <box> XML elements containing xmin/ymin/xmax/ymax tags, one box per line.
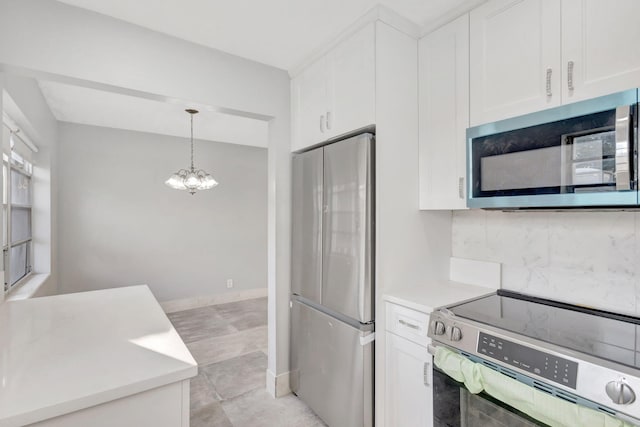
<box><xmin>562</xmin><ymin>0</ymin><xmax>640</xmax><ymax>103</ymax></box>
<box><xmin>385</xmin><ymin>332</ymin><xmax>433</xmax><ymax>427</ymax></box>
<box><xmin>419</xmin><ymin>14</ymin><xmax>469</xmax><ymax>210</ymax></box>
<box><xmin>470</xmin><ymin>0</ymin><xmax>561</xmax><ymax>125</ymax></box>
<box><xmin>327</xmin><ymin>23</ymin><xmax>376</xmax><ymax>138</ymax></box>
<box><xmin>291</xmin><ymin>56</ymin><xmax>328</xmax><ymax>151</ymax></box>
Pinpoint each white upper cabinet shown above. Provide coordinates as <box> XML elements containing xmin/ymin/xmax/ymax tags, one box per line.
<box><xmin>470</xmin><ymin>0</ymin><xmax>561</xmax><ymax>126</ymax></box>
<box><xmin>419</xmin><ymin>14</ymin><xmax>469</xmax><ymax>210</ymax></box>
<box><xmin>470</xmin><ymin>0</ymin><xmax>640</xmax><ymax>126</ymax></box>
<box><xmin>561</xmin><ymin>0</ymin><xmax>640</xmax><ymax>103</ymax></box>
<box><xmin>291</xmin><ymin>23</ymin><xmax>375</xmax><ymax>151</ymax></box>
<box><xmin>292</xmin><ymin>57</ymin><xmax>328</xmax><ymax>151</ymax></box>
<box><xmin>328</xmin><ymin>23</ymin><xmax>376</xmax><ymax>139</ymax></box>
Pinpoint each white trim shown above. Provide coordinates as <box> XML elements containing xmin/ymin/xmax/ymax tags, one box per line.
<box><xmin>419</xmin><ymin>0</ymin><xmax>489</xmax><ymax>37</ymax></box>
<box><xmin>160</xmin><ymin>287</ymin><xmax>268</xmax><ymax>313</ymax></box>
<box><xmin>288</xmin><ymin>4</ymin><xmax>421</xmax><ymax>78</ymax></box>
<box><xmin>375</xmin><ymin>4</ymin><xmax>422</xmax><ymax>39</ymax></box>
<box><xmin>266</xmin><ymin>369</ymin><xmax>291</xmax><ymax>398</ymax></box>
<box><xmin>1</xmin><ymin>65</ymin><xmax>273</xmax><ymax>122</ymax></box>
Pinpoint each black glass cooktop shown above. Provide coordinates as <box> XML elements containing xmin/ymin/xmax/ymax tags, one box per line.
<box><xmin>448</xmin><ymin>290</ymin><xmax>640</xmax><ymax>369</ymax></box>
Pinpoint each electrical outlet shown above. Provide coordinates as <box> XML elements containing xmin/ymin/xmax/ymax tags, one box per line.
<box><xmin>226</xmin><ymin>279</ymin><xmax>233</xmax><ymax>289</ymax></box>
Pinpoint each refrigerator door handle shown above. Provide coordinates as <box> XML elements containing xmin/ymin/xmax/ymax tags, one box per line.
<box><xmin>358</xmin><ymin>138</ymin><xmax>373</xmax><ymax>322</ymax></box>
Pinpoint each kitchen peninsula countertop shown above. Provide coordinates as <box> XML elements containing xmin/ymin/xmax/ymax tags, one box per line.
<box><xmin>0</xmin><ymin>285</ymin><xmax>197</xmax><ymax>427</ymax></box>
<box><xmin>383</xmin><ymin>279</ymin><xmax>497</xmax><ymax>314</ymax></box>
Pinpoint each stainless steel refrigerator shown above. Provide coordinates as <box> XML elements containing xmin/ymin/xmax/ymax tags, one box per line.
<box><xmin>290</xmin><ymin>132</ymin><xmax>375</xmax><ymax>427</ymax></box>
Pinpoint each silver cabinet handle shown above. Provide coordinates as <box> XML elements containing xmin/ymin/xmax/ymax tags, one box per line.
<box><xmin>568</xmin><ymin>61</ymin><xmax>575</xmax><ymax>93</ymax></box>
<box><xmin>398</xmin><ymin>319</ymin><xmax>420</xmax><ymax>330</ymax></box>
<box><xmin>423</xmin><ymin>362</ymin><xmax>431</xmax><ymax>386</ymax></box>
<box><xmin>458</xmin><ymin>177</ymin><xmax>464</xmax><ymax>199</ymax></box>
<box><xmin>326</xmin><ymin>111</ymin><xmax>332</xmax><ymax>130</ymax></box>
<box><xmin>615</xmin><ymin>105</ymin><xmax>632</xmax><ymax>191</ymax></box>
<box><xmin>546</xmin><ymin>68</ymin><xmax>552</xmax><ymax>98</ymax></box>
<box><xmin>319</xmin><ymin>115</ymin><xmax>325</xmax><ymax>133</ymax></box>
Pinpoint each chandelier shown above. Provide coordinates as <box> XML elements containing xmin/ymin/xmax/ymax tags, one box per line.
<box><xmin>165</xmin><ymin>109</ymin><xmax>218</xmax><ymax>195</ymax></box>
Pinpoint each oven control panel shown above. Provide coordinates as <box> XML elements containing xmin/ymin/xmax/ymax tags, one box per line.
<box><xmin>478</xmin><ymin>332</ymin><xmax>578</xmax><ymax>389</ymax></box>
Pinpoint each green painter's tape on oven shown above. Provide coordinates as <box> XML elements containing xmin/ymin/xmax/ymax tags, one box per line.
<box><xmin>434</xmin><ymin>347</ymin><xmax>635</xmax><ymax>427</ymax></box>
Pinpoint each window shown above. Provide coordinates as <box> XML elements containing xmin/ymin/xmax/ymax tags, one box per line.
<box><xmin>3</xmin><ymin>128</ymin><xmax>34</xmax><ymax>293</ymax></box>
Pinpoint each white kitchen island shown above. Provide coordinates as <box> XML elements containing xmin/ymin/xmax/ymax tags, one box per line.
<box><xmin>0</xmin><ymin>285</ymin><xmax>197</xmax><ymax>427</ymax></box>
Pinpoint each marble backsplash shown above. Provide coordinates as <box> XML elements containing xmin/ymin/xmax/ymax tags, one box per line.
<box><xmin>452</xmin><ymin>210</ymin><xmax>639</xmax><ymax>316</ymax></box>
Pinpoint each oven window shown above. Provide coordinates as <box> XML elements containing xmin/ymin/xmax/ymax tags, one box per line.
<box><xmin>433</xmin><ymin>368</ymin><xmax>549</xmax><ymax>427</ymax></box>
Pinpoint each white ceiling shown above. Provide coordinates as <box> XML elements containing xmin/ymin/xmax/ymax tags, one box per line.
<box><xmin>38</xmin><ymin>80</ymin><xmax>269</xmax><ymax>148</ymax></box>
<box><xmin>56</xmin><ymin>0</ymin><xmax>482</xmax><ymax>71</ymax></box>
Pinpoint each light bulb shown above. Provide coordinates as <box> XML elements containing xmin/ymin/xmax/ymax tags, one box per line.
<box><xmin>184</xmin><ymin>171</ymin><xmax>201</xmax><ymax>189</ymax></box>
<box><xmin>165</xmin><ymin>173</ymin><xmax>186</xmax><ymax>190</ymax></box>
<box><xmin>200</xmin><ymin>174</ymin><xmax>219</xmax><ymax>189</ymax></box>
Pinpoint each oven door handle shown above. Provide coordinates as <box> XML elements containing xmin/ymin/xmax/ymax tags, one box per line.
<box><xmin>433</xmin><ymin>345</ymin><xmax>640</xmax><ymax>427</ymax></box>
<box><xmin>423</xmin><ymin>361</ymin><xmax>431</xmax><ymax>386</ymax></box>
<box><xmin>615</xmin><ymin>105</ymin><xmax>632</xmax><ymax>191</ymax></box>
<box><xmin>427</xmin><ymin>343</ymin><xmax>439</xmax><ymax>356</ymax></box>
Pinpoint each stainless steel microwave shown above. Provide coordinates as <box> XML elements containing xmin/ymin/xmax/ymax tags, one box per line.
<box><xmin>467</xmin><ymin>89</ymin><xmax>638</xmax><ymax>209</ymax></box>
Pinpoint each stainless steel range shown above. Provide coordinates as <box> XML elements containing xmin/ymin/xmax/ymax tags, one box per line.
<box><xmin>427</xmin><ymin>290</ymin><xmax>640</xmax><ymax>427</ymax></box>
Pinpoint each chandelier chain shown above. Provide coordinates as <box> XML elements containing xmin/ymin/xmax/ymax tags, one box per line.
<box><xmin>190</xmin><ymin>113</ymin><xmax>194</xmax><ymax>171</ymax></box>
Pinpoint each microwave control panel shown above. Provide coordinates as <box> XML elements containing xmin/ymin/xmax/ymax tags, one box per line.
<box><xmin>477</xmin><ymin>332</ymin><xmax>578</xmax><ymax>389</ymax></box>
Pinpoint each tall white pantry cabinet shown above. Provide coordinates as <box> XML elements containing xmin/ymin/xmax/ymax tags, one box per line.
<box><xmin>289</xmin><ymin>12</ymin><xmax>445</xmax><ymax>427</ymax></box>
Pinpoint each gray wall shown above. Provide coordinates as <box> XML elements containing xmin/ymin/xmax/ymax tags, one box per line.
<box><xmin>58</xmin><ymin>122</ymin><xmax>267</xmax><ymax>302</ymax></box>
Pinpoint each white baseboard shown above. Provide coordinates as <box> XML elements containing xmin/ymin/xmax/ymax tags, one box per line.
<box><xmin>160</xmin><ymin>287</ymin><xmax>267</xmax><ymax>313</ymax></box>
<box><xmin>266</xmin><ymin>369</ymin><xmax>291</xmax><ymax>398</ymax></box>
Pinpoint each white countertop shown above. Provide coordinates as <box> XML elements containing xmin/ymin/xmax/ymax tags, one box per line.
<box><xmin>0</xmin><ymin>285</ymin><xmax>197</xmax><ymax>427</ymax></box>
<box><xmin>383</xmin><ymin>279</ymin><xmax>497</xmax><ymax>314</ymax></box>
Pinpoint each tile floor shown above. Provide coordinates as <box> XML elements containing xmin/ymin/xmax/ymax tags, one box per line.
<box><xmin>167</xmin><ymin>297</ymin><xmax>326</xmax><ymax>427</ymax></box>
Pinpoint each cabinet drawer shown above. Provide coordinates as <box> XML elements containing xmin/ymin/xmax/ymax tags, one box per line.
<box><xmin>385</xmin><ymin>302</ymin><xmax>430</xmax><ymax>347</ymax></box>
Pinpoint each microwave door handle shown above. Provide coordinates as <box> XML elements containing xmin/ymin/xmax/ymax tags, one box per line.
<box><xmin>615</xmin><ymin>105</ymin><xmax>632</xmax><ymax>191</ymax></box>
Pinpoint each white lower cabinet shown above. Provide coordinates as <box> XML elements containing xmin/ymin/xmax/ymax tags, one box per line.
<box><xmin>385</xmin><ymin>302</ymin><xmax>433</xmax><ymax>427</ymax></box>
